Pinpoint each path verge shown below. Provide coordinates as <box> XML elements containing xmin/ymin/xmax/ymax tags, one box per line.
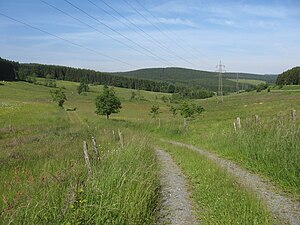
<box><xmin>169</xmin><ymin>141</ymin><xmax>300</xmax><ymax>225</ymax></box>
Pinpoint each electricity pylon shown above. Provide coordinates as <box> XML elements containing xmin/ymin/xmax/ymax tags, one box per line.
<box><xmin>236</xmin><ymin>72</ymin><xmax>239</xmax><ymax>93</ymax></box>
<box><xmin>216</xmin><ymin>61</ymin><xmax>225</xmax><ymax>102</ymax></box>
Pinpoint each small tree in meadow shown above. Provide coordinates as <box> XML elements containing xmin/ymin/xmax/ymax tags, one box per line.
<box><xmin>149</xmin><ymin>105</ymin><xmax>161</xmax><ymax>127</ymax></box>
<box><xmin>169</xmin><ymin>105</ymin><xmax>178</xmax><ymax>118</ymax></box>
<box><xmin>77</xmin><ymin>78</ymin><xmax>89</xmax><ymax>94</ymax></box>
<box><xmin>149</xmin><ymin>105</ymin><xmax>161</xmax><ymax>118</ymax></box>
<box><xmin>45</xmin><ymin>74</ymin><xmax>56</xmax><ymax>87</ymax></box>
<box><xmin>179</xmin><ymin>101</ymin><xmax>204</xmax><ymax>129</ymax></box>
<box><xmin>50</xmin><ymin>88</ymin><xmax>67</xmax><ymax>107</ymax></box>
<box><xmin>130</xmin><ymin>91</ymin><xmax>136</xmax><ymax>100</ymax></box>
<box><xmin>95</xmin><ymin>86</ymin><xmax>121</xmax><ymax>119</ymax></box>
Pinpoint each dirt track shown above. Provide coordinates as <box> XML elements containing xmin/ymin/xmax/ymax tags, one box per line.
<box><xmin>156</xmin><ymin>148</ymin><xmax>198</xmax><ymax>225</ymax></box>
<box><xmin>169</xmin><ymin>141</ymin><xmax>300</xmax><ymax>225</ymax></box>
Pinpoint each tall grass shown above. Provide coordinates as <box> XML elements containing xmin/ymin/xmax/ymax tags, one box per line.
<box><xmin>224</xmin><ymin>119</ymin><xmax>300</xmax><ymax>196</ymax></box>
<box><xmin>149</xmin><ymin>91</ymin><xmax>300</xmax><ymax>198</ymax></box>
<box><xmin>161</xmin><ymin>143</ymin><xmax>275</xmax><ymax>225</ymax></box>
<box><xmin>2</xmin><ymin>80</ymin><xmax>299</xmax><ymax>223</ymax></box>
<box><xmin>0</xmin><ymin>120</ymin><xmax>160</xmax><ymax>224</ymax></box>
<box><xmin>63</xmin><ymin>138</ymin><xmax>159</xmax><ymax>225</ymax></box>
<box><xmin>0</xmin><ymin>82</ymin><xmax>160</xmax><ymax>224</ymax></box>
<box><xmin>0</xmin><ymin>114</ymin><xmax>87</xmax><ymax>224</ymax></box>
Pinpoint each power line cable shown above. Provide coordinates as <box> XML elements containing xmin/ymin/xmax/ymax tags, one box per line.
<box><xmin>40</xmin><ymin>0</ymin><xmax>156</xmax><ymax>61</ymax></box>
<box><xmin>122</xmin><ymin>0</ymin><xmax>198</xmax><ymax>68</ymax></box>
<box><xmin>134</xmin><ymin>0</ymin><xmax>209</xmax><ymax>67</ymax></box>
<box><xmin>90</xmin><ymin>0</ymin><xmax>195</xmax><ymax>68</ymax></box>
<box><xmin>63</xmin><ymin>0</ymin><xmax>174</xmax><ymax>66</ymax></box>
<box><xmin>0</xmin><ymin>12</ymin><xmax>136</xmax><ymax>68</ymax></box>
<box><xmin>99</xmin><ymin>0</ymin><xmax>161</xmax><ymax>50</ymax></box>
<box><xmin>87</xmin><ymin>0</ymin><xmax>149</xmax><ymax>39</ymax></box>
<box><xmin>88</xmin><ymin>0</ymin><xmax>175</xmax><ymax>59</ymax></box>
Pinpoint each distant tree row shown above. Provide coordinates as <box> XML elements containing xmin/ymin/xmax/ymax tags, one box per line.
<box><xmin>17</xmin><ymin>63</ymin><xmax>212</xmax><ymax>97</ymax></box>
<box><xmin>112</xmin><ymin>67</ymin><xmax>275</xmax><ymax>92</ymax></box>
<box><xmin>0</xmin><ymin>58</ymin><xmax>213</xmax><ymax>99</ymax></box>
<box><xmin>0</xmin><ymin>57</ymin><xmax>19</xmax><ymax>81</ymax></box>
<box><xmin>276</xmin><ymin>67</ymin><xmax>300</xmax><ymax>85</ymax></box>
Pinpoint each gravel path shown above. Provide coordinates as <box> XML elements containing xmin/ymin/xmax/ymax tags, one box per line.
<box><xmin>156</xmin><ymin>148</ymin><xmax>198</xmax><ymax>225</ymax></box>
<box><xmin>169</xmin><ymin>141</ymin><xmax>300</xmax><ymax>225</ymax></box>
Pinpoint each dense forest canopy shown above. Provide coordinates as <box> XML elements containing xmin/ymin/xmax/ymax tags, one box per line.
<box><xmin>0</xmin><ymin>58</ymin><xmax>213</xmax><ymax>99</ymax></box>
<box><xmin>112</xmin><ymin>67</ymin><xmax>277</xmax><ymax>92</ymax></box>
<box><xmin>1</xmin><ymin>57</ymin><xmax>280</xmax><ymax>98</ymax></box>
<box><xmin>276</xmin><ymin>67</ymin><xmax>300</xmax><ymax>85</ymax></box>
<box><xmin>0</xmin><ymin>57</ymin><xmax>19</xmax><ymax>81</ymax></box>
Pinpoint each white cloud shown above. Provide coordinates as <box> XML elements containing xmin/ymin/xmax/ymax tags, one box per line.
<box><xmin>206</xmin><ymin>18</ymin><xmax>239</xmax><ymax>28</ymax></box>
<box><xmin>157</xmin><ymin>17</ymin><xmax>196</xmax><ymax>27</ymax></box>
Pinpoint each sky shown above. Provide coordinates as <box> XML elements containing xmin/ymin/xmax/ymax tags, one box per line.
<box><xmin>0</xmin><ymin>0</ymin><xmax>299</xmax><ymax>74</ymax></box>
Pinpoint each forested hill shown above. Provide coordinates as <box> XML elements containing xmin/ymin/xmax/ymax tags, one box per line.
<box><xmin>276</xmin><ymin>67</ymin><xmax>300</xmax><ymax>85</ymax></box>
<box><xmin>0</xmin><ymin>58</ymin><xmax>213</xmax><ymax>99</ymax></box>
<box><xmin>0</xmin><ymin>57</ymin><xmax>19</xmax><ymax>81</ymax></box>
<box><xmin>0</xmin><ymin>57</ymin><xmax>277</xmax><ymax>97</ymax></box>
<box><xmin>112</xmin><ymin>67</ymin><xmax>277</xmax><ymax>92</ymax></box>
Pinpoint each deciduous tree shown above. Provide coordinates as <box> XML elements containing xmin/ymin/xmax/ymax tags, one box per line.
<box><xmin>149</xmin><ymin>105</ymin><xmax>161</xmax><ymax>118</ymax></box>
<box><xmin>179</xmin><ymin>101</ymin><xmax>204</xmax><ymax>129</ymax></box>
<box><xmin>150</xmin><ymin>105</ymin><xmax>161</xmax><ymax>127</ymax></box>
<box><xmin>77</xmin><ymin>78</ymin><xmax>89</xmax><ymax>94</ymax></box>
<box><xmin>50</xmin><ymin>88</ymin><xmax>67</xmax><ymax>107</ymax></box>
<box><xmin>95</xmin><ymin>86</ymin><xmax>121</xmax><ymax>119</ymax></box>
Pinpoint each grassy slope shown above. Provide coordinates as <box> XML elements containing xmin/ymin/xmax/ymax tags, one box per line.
<box><xmin>145</xmin><ymin>90</ymin><xmax>300</xmax><ymax>197</ymax></box>
<box><xmin>272</xmin><ymin>85</ymin><xmax>300</xmax><ymax>91</ymax></box>
<box><xmin>0</xmin><ymin>81</ymin><xmax>160</xmax><ymax>224</ymax></box>
<box><xmin>228</xmin><ymin>78</ymin><xmax>266</xmax><ymax>85</ymax></box>
<box><xmin>2</xmin><ymin>80</ymin><xmax>297</xmax><ymax>224</ymax></box>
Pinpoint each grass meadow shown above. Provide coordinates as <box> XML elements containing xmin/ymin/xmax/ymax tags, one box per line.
<box><xmin>140</xmin><ymin>90</ymin><xmax>300</xmax><ymax>197</ymax></box>
<box><xmin>188</xmin><ymin>91</ymin><xmax>300</xmax><ymax>197</ymax></box>
<box><xmin>228</xmin><ymin>78</ymin><xmax>266</xmax><ymax>85</ymax></box>
<box><xmin>0</xmin><ymin>81</ymin><xmax>159</xmax><ymax>224</ymax></box>
<box><xmin>1</xmin><ymin>79</ymin><xmax>299</xmax><ymax>224</ymax></box>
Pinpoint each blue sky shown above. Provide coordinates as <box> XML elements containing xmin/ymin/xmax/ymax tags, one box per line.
<box><xmin>0</xmin><ymin>0</ymin><xmax>299</xmax><ymax>74</ymax></box>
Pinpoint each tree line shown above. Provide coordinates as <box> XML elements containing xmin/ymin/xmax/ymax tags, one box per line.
<box><xmin>276</xmin><ymin>67</ymin><xmax>300</xmax><ymax>85</ymax></box>
<box><xmin>112</xmin><ymin>67</ymin><xmax>276</xmax><ymax>92</ymax></box>
<box><xmin>0</xmin><ymin>57</ymin><xmax>213</xmax><ymax>99</ymax></box>
<box><xmin>0</xmin><ymin>57</ymin><xmax>19</xmax><ymax>81</ymax></box>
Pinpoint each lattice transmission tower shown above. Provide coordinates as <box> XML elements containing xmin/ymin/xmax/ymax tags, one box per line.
<box><xmin>236</xmin><ymin>72</ymin><xmax>239</xmax><ymax>93</ymax></box>
<box><xmin>216</xmin><ymin>61</ymin><xmax>225</xmax><ymax>102</ymax></box>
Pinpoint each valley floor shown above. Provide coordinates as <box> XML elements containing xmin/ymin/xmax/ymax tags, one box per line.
<box><xmin>1</xmin><ymin>80</ymin><xmax>299</xmax><ymax>224</ymax></box>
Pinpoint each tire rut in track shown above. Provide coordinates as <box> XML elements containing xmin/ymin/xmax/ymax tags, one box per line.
<box><xmin>67</xmin><ymin>111</ymin><xmax>89</xmax><ymax>127</ymax></box>
<box><xmin>156</xmin><ymin>148</ymin><xmax>198</xmax><ymax>225</ymax></box>
<box><xmin>168</xmin><ymin>141</ymin><xmax>300</xmax><ymax>225</ymax></box>
<box><xmin>67</xmin><ymin>111</ymin><xmax>82</xmax><ymax>124</ymax></box>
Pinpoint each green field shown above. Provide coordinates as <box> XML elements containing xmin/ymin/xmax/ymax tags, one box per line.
<box><xmin>1</xmin><ymin>79</ymin><xmax>299</xmax><ymax>224</ymax></box>
<box><xmin>272</xmin><ymin>85</ymin><xmax>300</xmax><ymax>91</ymax></box>
<box><xmin>228</xmin><ymin>78</ymin><xmax>266</xmax><ymax>85</ymax></box>
<box><xmin>148</xmin><ymin>89</ymin><xmax>300</xmax><ymax>196</ymax></box>
<box><xmin>0</xmin><ymin>81</ymin><xmax>161</xmax><ymax>224</ymax></box>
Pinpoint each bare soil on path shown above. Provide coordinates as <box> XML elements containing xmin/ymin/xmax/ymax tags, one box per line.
<box><xmin>156</xmin><ymin>148</ymin><xmax>198</xmax><ymax>225</ymax></box>
<box><xmin>169</xmin><ymin>141</ymin><xmax>300</xmax><ymax>225</ymax></box>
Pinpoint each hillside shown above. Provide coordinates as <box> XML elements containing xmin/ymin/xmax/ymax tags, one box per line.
<box><xmin>1</xmin><ymin>79</ymin><xmax>299</xmax><ymax>224</ymax></box>
<box><xmin>0</xmin><ymin>57</ymin><xmax>277</xmax><ymax>95</ymax></box>
<box><xmin>0</xmin><ymin>57</ymin><xmax>19</xmax><ymax>81</ymax></box>
<box><xmin>276</xmin><ymin>66</ymin><xmax>300</xmax><ymax>85</ymax></box>
<box><xmin>0</xmin><ymin>58</ymin><xmax>213</xmax><ymax>99</ymax></box>
<box><xmin>112</xmin><ymin>67</ymin><xmax>277</xmax><ymax>92</ymax></box>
